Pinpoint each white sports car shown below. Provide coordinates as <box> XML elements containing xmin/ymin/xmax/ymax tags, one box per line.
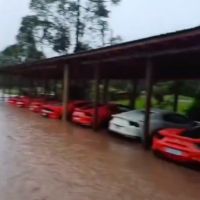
<box><xmin>109</xmin><ymin>109</ymin><xmax>195</xmax><ymax>139</ymax></box>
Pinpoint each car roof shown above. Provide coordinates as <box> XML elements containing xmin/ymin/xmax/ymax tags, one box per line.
<box><xmin>113</xmin><ymin>109</ymin><xmax>176</xmax><ymax>121</ymax></box>
<box><xmin>128</xmin><ymin>109</ymin><xmax>173</xmax><ymax>115</ymax></box>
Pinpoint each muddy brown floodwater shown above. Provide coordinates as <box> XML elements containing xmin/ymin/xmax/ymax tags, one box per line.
<box><xmin>0</xmin><ymin>103</ymin><xmax>199</xmax><ymax>200</ymax></box>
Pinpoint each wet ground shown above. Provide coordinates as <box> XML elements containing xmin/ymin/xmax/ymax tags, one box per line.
<box><xmin>0</xmin><ymin>103</ymin><xmax>199</xmax><ymax>200</ymax></box>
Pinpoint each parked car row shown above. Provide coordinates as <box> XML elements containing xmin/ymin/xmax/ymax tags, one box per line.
<box><xmin>8</xmin><ymin>96</ymin><xmax>131</xmax><ymax>127</ymax></box>
<box><xmin>8</xmin><ymin>96</ymin><xmax>200</xmax><ymax>165</ymax></box>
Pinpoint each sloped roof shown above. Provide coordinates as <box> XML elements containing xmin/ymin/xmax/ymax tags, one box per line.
<box><xmin>1</xmin><ymin>26</ymin><xmax>200</xmax><ymax>80</ymax></box>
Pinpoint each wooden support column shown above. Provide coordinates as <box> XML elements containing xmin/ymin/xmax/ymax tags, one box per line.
<box><xmin>143</xmin><ymin>59</ymin><xmax>153</xmax><ymax>150</ymax></box>
<box><xmin>93</xmin><ymin>65</ymin><xmax>100</xmax><ymax>131</ymax></box>
<box><xmin>30</xmin><ymin>78</ymin><xmax>34</xmax><ymax>96</ymax></box>
<box><xmin>44</xmin><ymin>79</ymin><xmax>48</xmax><ymax>95</ymax></box>
<box><xmin>173</xmin><ymin>81</ymin><xmax>179</xmax><ymax>112</ymax></box>
<box><xmin>103</xmin><ymin>78</ymin><xmax>109</xmax><ymax>103</ymax></box>
<box><xmin>0</xmin><ymin>74</ymin><xmax>2</xmax><ymax>101</ymax></box>
<box><xmin>0</xmin><ymin>88</ymin><xmax>3</xmax><ymax>102</ymax></box>
<box><xmin>129</xmin><ymin>80</ymin><xmax>138</xmax><ymax>109</ymax></box>
<box><xmin>18</xmin><ymin>75</ymin><xmax>22</xmax><ymax>96</ymax></box>
<box><xmin>3</xmin><ymin>75</ymin><xmax>8</xmax><ymax>102</ymax></box>
<box><xmin>2</xmin><ymin>81</ymin><xmax>5</xmax><ymax>102</ymax></box>
<box><xmin>35</xmin><ymin>79</ymin><xmax>39</xmax><ymax>97</ymax></box>
<box><xmin>8</xmin><ymin>75</ymin><xmax>12</xmax><ymax>98</ymax></box>
<box><xmin>62</xmin><ymin>64</ymin><xmax>69</xmax><ymax>122</ymax></box>
<box><xmin>53</xmin><ymin>79</ymin><xmax>57</xmax><ymax>97</ymax></box>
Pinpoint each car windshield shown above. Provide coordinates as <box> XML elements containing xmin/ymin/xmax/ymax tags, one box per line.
<box><xmin>117</xmin><ymin>105</ymin><xmax>131</xmax><ymax>112</ymax></box>
<box><xmin>139</xmin><ymin>110</ymin><xmax>155</xmax><ymax>115</ymax></box>
<box><xmin>182</xmin><ymin>127</ymin><xmax>200</xmax><ymax>139</ymax></box>
<box><xmin>163</xmin><ymin>113</ymin><xmax>191</xmax><ymax>124</ymax></box>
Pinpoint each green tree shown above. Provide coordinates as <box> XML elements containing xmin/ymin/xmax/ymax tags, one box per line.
<box><xmin>16</xmin><ymin>15</ymin><xmax>45</xmax><ymax>61</ymax></box>
<box><xmin>29</xmin><ymin>0</ymin><xmax>122</xmax><ymax>54</ymax></box>
<box><xmin>186</xmin><ymin>92</ymin><xmax>200</xmax><ymax>120</ymax></box>
<box><xmin>0</xmin><ymin>15</ymin><xmax>45</xmax><ymax>66</ymax></box>
<box><xmin>0</xmin><ymin>44</ymin><xmax>22</xmax><ymax>66</ymax></box>
<box><xmin>110</xmin><ymin>35</ymin><xmax>122</xmax><ymax>45</ymax></box>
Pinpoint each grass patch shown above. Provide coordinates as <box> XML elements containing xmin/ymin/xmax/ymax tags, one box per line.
<box><xmin>114</xmin><ymin>95</ymin><xmax>193</xmax><ymax>114</ymax></box>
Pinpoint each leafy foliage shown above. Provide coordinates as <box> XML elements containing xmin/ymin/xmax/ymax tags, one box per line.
<box><xmin>0</xmin><ymin>0</ymin><xmax>123</xmax><ymax>67</ymax></box>
<box><xmin>0</xmin><ymin>45</ymin><xmax>22</xmax><ymax>66</ymax></box>
<box><xmin>29</xmin><ymin>0</ymin><xmax>122</xmax><ymax>53</ymax></box>
<box><xmin>0</xmin><ymin>15</ymin><xmax>45</xmax><ymax>66</ymax></box>
<box><xmin>186</xmin><ymin>93</ymin><xmax>200</xmax><ymax>120</ymax></box>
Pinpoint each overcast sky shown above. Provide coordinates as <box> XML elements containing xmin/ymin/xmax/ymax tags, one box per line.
<box><xmin>1</xmin><ymin>0</ymin><xmax>200</xmax><ymax>54</ymax></box>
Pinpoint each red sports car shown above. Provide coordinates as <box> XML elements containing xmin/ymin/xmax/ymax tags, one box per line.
<box><xmin>72</xmin><ymin>103</ymin><xmax>130</xmax><ymax>128</ymax></box>
<box><xmin>152</xmin><ymin>127</ymin><xmax>200</xmax><ymax>164</ymax></box>
<box><xmin>40</xmin><ymin>100</ymin><xmax>91</xmax><ymax>119</ymax></box>
<box><xmin>16</xmin><ymin>97</ymin><xmax>45</xmax><ymax>108</ymax></box>
<box><xmin>29</xmin><ymin>96</ymin><xmax>59</xmax><ymax>113</ymax></box>
<box><xmin>29</xmin><ymin>99</ymin><xmax>49</xmax><ymax>113</ymax></box>
<box><xmin>16</xmin><ymin>96</ymin><xmax>33</xmax><ymax>108</ymax></box>
<box><xmin>7</xmin><ymin>96</ymin><xmax>22</xmax><ymax>105</ymax></box>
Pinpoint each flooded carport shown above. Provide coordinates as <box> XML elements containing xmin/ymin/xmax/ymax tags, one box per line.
<box><xmin>0</xmin><ymin>27</ymin><xmax>200</xmax><ymax>199</ymax></box>
<box><xmin>2</xmin><ymin>26</ymin><xmax>200</xmax><ymax>148</ymax></box>
<box><xmin>0</xmin><ymin>103</ymin><xmax>200</xmax><ymax>200</ymax></box>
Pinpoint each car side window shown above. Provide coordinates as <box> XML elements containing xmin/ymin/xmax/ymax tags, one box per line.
<box><xmin>163</xmin><ymin>113</ymin><xmax>190</xmax><ymax>124</ymax></box>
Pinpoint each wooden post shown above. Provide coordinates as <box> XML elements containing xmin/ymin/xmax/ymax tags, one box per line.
<box><xmin>18</xmin><ymin>75</ymin><xmax>22</xmax><ymax>96</ymax></box>
<box><xmin>2</xmin><ymin>81</ymin><xmax>5</xmax><ymax>102</ymax></box>
<box><xmin>35</xmin><ymin>79</ymin><xmax>39</xmax><ymax>97</ymax></box>
<box><xmin>3</xmin><ymin>75</ymin><xmax>8</xmax><ymax>102</ymax></box>
<box><xmin>8</xmin><ymin>75</ymin><xmax>12</xmax><ymax>98</ymax></box>
<box><xmin>0</xmin><ymin>88</ymin><xmax>3</xmax><ymax>102</ymax></box>
<box><xmin>143</xmin><ymin>59</ymin><xmax>153</xmax><ymax>149</ymax></box>
<box><xmin>53</xmin><ymin>79</ymin><xmax>57</xmax><ymax>98</ymax></box>
<box><xmin>30</xmin><ymin>78</ymin><xmax>34</xmax><ymax>97</ymax></box>
<box><xmin>62</xmin><ymin>64</ymin><xmax>69</xmax><ymax>122</ymax></box>
<box><xmin>0</xmin><ymin>74</ymin><xmax>2</xmax><ymax>102</ymax></box>
<box><xmin>93</xmin><ymin>65</ymin><xmax>100</xmax><ymax>131</ymax></box>
<box><xmin>173</xmin><ymin>81</ymin><xmax>179</xmax><ymax>112</ymax></box>
<box><xmin>44</xmin><ymin>79</ymin><xmax>48</xmax><ymax>96</ymax></box>
<box><xmin>129</xmin><ymin>80</ymin><xmax>138</xmax><ymax>109</ymax></box>
<box><xmin>103</xmin><ymin>78</ymin><xmax>109</xmax><ymax>103</ymax></box>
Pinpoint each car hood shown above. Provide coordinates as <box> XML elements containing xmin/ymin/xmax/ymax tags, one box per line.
<box><xmin>19</xmin><ymin>98</ymin><xmax>31</xmax><ymax>102</ymax></box>
<box><xmin>43</xmin><ymin>104</ymin><xmax>62</xmax><ymax>110</ymax></box>
<box><xmin>31</xmin><ymin>101</ymin><xmax>44</xmax><ymax>106</ymax></box>
<box><xmin>75</xmin><ymin>107</ymin><xmax>94</xmax><ymax>113</ymax></box>
<box><xmin>75</xmin><ymin>106</ymin><xmax>104</xmax><ymax>114</ymax></box>
<box><xmin>159</xmin><ymin>128</ymin><xmax>185</xmax><ymax>136</ymax></box>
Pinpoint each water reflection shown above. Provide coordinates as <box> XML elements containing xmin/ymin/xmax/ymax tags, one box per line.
<box><xmin>0</xmin><ymin>104</ymin><xmax>199</xmax><ymax>200</ymax></box>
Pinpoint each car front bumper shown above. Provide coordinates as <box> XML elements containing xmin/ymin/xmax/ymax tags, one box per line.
<box><xmin>109</xmin><ymin>122</ymin><xmax>140</xmax><ymax>138</ymax></box>
<box><xmin>153</xmin><ymin>139</ymin><xmax>200</xmax><ymax>163</ymax></box>
<box><xmin>72</xmin><ymin>116</ymin><xmax>93</xmax><ymax>126</ymax></box>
